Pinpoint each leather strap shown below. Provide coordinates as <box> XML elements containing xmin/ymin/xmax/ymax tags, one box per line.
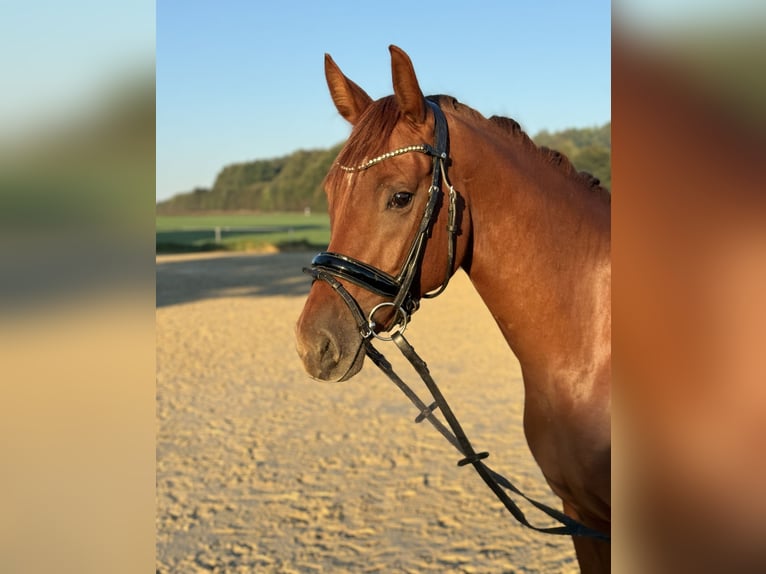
<box><xmin>311</xmin><ymin>252</ymin><xmax>401</xmax><ymax>298</ymax></box>
<box><xmin>382</xmin><ymin>332</ymin><xmax>610</xmax><ymax>541</ymax></box>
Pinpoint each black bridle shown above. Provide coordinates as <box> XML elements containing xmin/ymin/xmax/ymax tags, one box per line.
<box><xmin>304</xmin><ymin>98</ymin><xmax>610</xmax><ymax>542</ymax></box>
<box><xmin>307</xmin><ymin>98</ymin><xmax>457</xmax><ymax>339</ymax></box>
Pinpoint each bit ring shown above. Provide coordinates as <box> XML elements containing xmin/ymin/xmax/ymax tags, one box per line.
<box><xmin>367</xmin><ymin>302</ymin><xmax>409</xmax><ymax>342</ymax></box>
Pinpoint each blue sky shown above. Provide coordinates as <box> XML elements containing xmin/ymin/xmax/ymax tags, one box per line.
<box><xmin>156</xmin><ymin>1</ymin><xmax>611</xmax><ymax>201</ymax></box>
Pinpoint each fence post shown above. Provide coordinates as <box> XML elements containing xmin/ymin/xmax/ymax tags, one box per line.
<box><xmin>214</xmin><ymin>226</ymin><xmax>221</xmax><ymax>243</ymax></box>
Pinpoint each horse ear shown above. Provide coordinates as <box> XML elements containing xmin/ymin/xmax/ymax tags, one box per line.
<box><xmin>325</xmin><ymin>53</ymin><xmax>373</xmax><ymax>126</ymax></box>
<box><xmin>389</xmin><ymin>45</ymin><xmax>426</xmax><ymax>125</ymax></box>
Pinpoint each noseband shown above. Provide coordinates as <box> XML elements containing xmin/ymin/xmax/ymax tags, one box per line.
<box><xmin>305</xmin><ymin>98</ymin><xmax>457</xmax><ymax>339</ymax></box>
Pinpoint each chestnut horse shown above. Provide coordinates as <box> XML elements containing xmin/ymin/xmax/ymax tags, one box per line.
<box><xmin>296</xmin><ymin>46</ymin><xmax>611</xmax><ymax>573</ymax></box>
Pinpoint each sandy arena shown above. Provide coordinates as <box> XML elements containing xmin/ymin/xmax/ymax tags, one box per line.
<box><xmin>156</xmin><ymin>251</ymin><xmax>578</xmax><ymax>573</ymax></box>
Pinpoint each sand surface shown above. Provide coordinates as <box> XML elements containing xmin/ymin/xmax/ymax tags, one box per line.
<box><xmin>157</xmin><ymin>251</ymin><xmax>578</xmax><ymax>573</ymax></box>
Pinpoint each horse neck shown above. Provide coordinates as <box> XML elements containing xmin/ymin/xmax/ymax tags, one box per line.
<box><xmin>454</xmin><ymin>120</ymin><xmax>611</xmax><ymax>387</ymax></box>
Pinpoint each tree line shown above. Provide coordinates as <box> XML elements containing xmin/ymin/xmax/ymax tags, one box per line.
<box><xmin>157</xmin><ymin>123</ymin><xmax>610</xmax><ymax>214</ymax></box>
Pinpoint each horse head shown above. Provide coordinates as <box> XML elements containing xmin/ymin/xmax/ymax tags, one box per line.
<box><xmin>296</xmin><ymin>46</ymin><xmax>470</xmax><ymax>382</ymax></box>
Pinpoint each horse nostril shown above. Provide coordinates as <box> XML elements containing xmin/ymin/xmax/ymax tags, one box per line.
<box><xmin>318</xmin><ymin>333</ymin><xmax>332</xmax><ymax>359</ymax></box>
<box><xmin>318</xmin><ymin>330</ymin><xmax>341</xmax><ymax>371</ymax></box>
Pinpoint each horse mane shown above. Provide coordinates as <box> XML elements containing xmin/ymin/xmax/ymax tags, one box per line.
<box><xmin>430</xmin><ymin>95</ymin><xmax>611</xmax><ymax>203</ymax></box>
<box><xmin>491</xmin><ymin>114</ymin><xmax>609</xmax><ymax>199</ymax></box>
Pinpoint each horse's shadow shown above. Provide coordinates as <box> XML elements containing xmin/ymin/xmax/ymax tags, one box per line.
<box><xmin>156</xmin><ymin>251</ymin><xmax>314</xmax><ymax>308</ymax></box>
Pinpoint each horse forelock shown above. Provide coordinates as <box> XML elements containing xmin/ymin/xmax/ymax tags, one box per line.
<box><xmin>324</xmin><ymin>97</ymin><xmax>402</xmax><ymax>193</ymax></box>
<box><xmin>325</xmin><ymin>95</ymin><xmax>457</xmax><ymax>193</ymax></box>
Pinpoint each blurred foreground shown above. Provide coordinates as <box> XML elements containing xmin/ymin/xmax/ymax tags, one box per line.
<box><xmin>0</xmin><ymin>4</ymin><xmax>155</xmax><ymax>573</ymax></box>
<box><xmin>613</xmin><ymin>6</ymin><xmax>766</xmax><ymax>573</ymax></box>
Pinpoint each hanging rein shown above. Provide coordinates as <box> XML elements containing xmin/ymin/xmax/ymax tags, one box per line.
<box><xmin>304</xmin><ymin>98</ymin><xmax>609</xmax><ymax>542</ymax></box>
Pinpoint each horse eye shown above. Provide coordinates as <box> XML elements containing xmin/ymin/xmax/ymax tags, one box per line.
<box><xmin>388</xmin><ymin>192</ymin><xmax>413</xmax><ymax>209</ymax></box>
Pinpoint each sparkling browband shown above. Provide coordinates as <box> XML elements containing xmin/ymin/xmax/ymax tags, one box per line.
<box><xmin>337</xmin><ymin>144</ymin><xmax>430</xmax><ymax>172</ymax></box>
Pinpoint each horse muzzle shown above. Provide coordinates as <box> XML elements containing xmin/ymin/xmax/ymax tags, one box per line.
<box><xmin>295</xmin><ymin>288</ymin><xmax>367</xmax><ymax>382</ymax></box>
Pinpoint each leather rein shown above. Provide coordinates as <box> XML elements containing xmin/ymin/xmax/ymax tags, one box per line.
<box><xmin>304</xmin><ymin>98</ymin><xmax>609</xmax><ymax>542</ymax></box>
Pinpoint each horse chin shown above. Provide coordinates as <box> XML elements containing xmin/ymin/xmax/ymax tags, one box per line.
<box><xmin>324</xmin><ymin>339</ymin><xmax>366</xmax><ymax>383</ymax></box>
<box><xmin>301</xmin><ymin>340</ymin><xmax>365</xmax><ymax>383</ymax></box>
